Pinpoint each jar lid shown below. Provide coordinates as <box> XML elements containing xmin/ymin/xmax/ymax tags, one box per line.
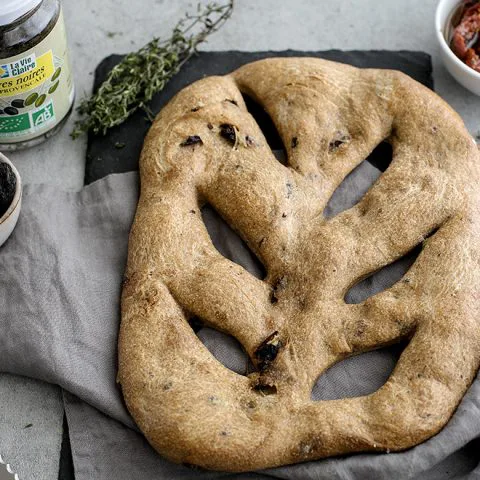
<box><xmin>0</xmin><ymin>0</ymin><xmax>43</xmax><ymax>26</ymax></box>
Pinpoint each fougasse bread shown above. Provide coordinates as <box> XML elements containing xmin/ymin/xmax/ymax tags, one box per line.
<box><xmin>118</xmin><ymin>57</ymin><xmax>480</xmax><ymax>471</ymax></box>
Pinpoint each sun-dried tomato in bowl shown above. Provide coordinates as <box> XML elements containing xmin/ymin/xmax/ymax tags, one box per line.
<box><xmin>451</xmin><ymin>1</ymin><xmax>480</xmax><ymax>72</ymax></box>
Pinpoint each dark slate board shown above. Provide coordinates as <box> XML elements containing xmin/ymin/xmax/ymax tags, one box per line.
<box><xmin>84</xmin><ymin>50</ymin><xmax>433</xmax><ymax>184</ymax></box>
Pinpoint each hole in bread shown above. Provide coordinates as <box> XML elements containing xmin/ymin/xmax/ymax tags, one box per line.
<box><xmin>241</xmin><ymin>93</ymin><xmax>287</xmax><ymax>165</ymax></box>
<box><xmin>187</xmin><ymin>316</ymin><xmax>204</xmax><ymax>333</ymax></box>
<box><xmin>195</xmin><ymin>327</ymin><xmax>255</xmax><ymax>376</ymax></box>
<box><xmin>344</xmin><ymin>244</ymin><xmax>421</xmax><ymax>304</ymax></box>
<box><xmin>344</xmin><ymin>226</ymin><xmax>439</xmax><ymax>304</ymax></box>
<box><xmin>254</xmin><ymin>383</ymin><xmax>277</xmax><ymax>396</ymax></box>
<box><xmin>324</xmin><ymin>141</ymin><xmax>393</xmax><ymax>218</ymax></box>
<box><xmin>201</xmin><ymin>203</ymin><xmax>266</xmax><ymax>280</ymax></box>
<box><xmin>367</xmin><ymin>141</ymin><xmax>393</xmax><ymax>172</ymax></box>
<box><xmin>311</xmin><ymin>341</ymin><xmax>406</xmax><ymax>400</ymax></box>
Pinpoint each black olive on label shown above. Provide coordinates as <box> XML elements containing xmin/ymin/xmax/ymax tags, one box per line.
<box><xmin>25</xmin><ymin>93</ymin><xmax>38</xmax><ymax>106</ymax></box>
<box><xmin>4</xmin><ymin>106</ymin><xmax>18</xmax><ymax>115</ymax></box>
<box><xmin>48</xmin><ymin>81</ymin><xmax>59</xmax><ymax>94</ymax></box>
<box><xmin>11</xmin><ymin>99</ymin><xmax>25</xmax><ymax>109</ymax></box>
<box><xmin>0</xmin><ymin>109</ymin><xmax>4</xmax><ymax>115</ymax></box>
<box><xmin>51</xmin><ymin>67</ymin><xmax>61</xmax><ymax>81</ymax></box>
<box><xmin>35</xmin><ymin>94</ymin><xmax>47</xmax><ymax>107</ymax></box>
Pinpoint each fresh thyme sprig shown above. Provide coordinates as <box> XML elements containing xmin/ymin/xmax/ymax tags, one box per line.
<box><xmin>71</xmin><ymin>1</ymin><xmax>234</xmax><ymax>138</ymax></box>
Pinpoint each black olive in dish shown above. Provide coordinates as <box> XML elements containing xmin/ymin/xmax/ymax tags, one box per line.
<box><xmin>0</xmin><ymin>162</ymin><xmax>17</xmax><ymax>218</ymax></box>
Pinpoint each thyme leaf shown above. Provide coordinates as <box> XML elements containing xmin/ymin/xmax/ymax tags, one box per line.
<box><xmin>71</xmin><ymin>1</ymin><xmax>234</xmax><ymax>139</ymax></box>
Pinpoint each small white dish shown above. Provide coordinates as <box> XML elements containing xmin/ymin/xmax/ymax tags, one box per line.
<box><xmin>436</xmin><ymin>0</ymin><xmax>480</xmax><ymax>96</ymax></box>
<box><xmin>0</xmin><ymin>152</ymin><xmax>22</xmax><ymax>247</ymax></box>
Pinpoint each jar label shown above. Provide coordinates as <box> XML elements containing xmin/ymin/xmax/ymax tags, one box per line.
<box><xmin>0</xmin><ymin>8</ymin><xmax>74</xmax><ymax>142</ymax></box>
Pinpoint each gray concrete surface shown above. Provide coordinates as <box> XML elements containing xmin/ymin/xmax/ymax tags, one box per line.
<box><xmin>0</xmin><ymin>375</ymin><xmax>62</xmax><ymax>480</ymax></box>
<box><xmin>1</xmin><ymin>0</ymin><xmax>479</xmax><ymax>478</ymax></box>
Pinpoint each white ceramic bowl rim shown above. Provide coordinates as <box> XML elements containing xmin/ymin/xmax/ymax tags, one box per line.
<box><xmin>0</xmin><ymin>152</ymin><xmax>22</xmax><ymax>225</ymax></box>
<box><xmin>435</xmin><ymin>0</ymin><xmax>480</xmax><ymax>80</ymax></box>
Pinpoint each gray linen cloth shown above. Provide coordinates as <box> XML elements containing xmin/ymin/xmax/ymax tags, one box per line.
<box><xmin>0</xmin><ymin>162</ymin><xmax>479</xmax><ymax>479</ymax></box>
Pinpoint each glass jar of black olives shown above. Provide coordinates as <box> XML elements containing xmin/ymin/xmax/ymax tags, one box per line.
<box><xmin>0</xmin><ymin>0</ymin><xmax>74</xmax><ymax>150</ymax></box>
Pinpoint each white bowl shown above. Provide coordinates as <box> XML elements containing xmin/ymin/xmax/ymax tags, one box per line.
<box><xmin>436</xmin><ymin>0</ymin><xmax>480</xmax><ymax>96</ymax></box>
<box><xmin>0</xmin><ymin>152</ymin><xmax>22</xmax><ymax>247</ymax></box>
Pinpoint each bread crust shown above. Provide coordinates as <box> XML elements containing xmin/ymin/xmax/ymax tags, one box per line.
<box><xmin>118</xmin><ymin>57</ymin><xmax>480</xmax><ymax>471</ymax></box>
